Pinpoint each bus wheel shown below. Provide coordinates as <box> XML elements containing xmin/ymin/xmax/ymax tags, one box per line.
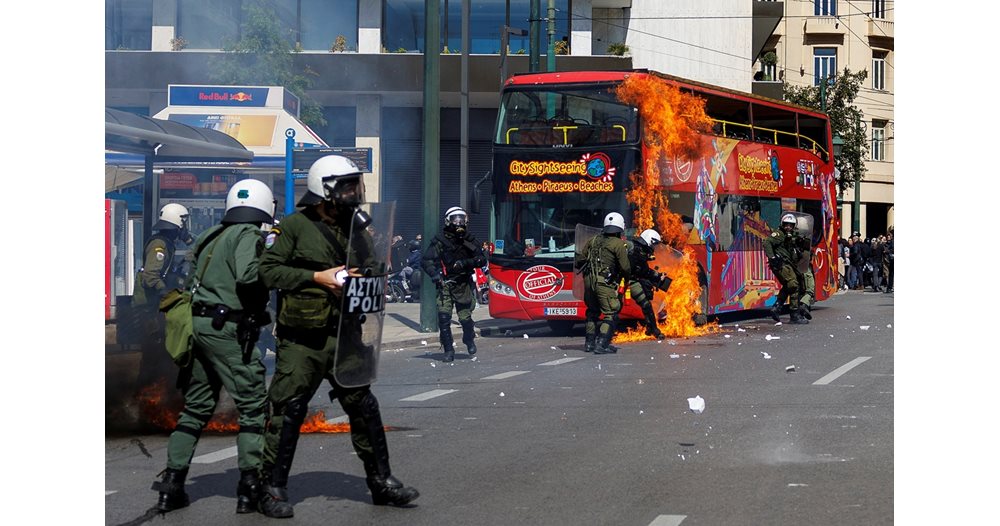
<box><xmin>692</xmin><ymin>313</ymin><xmax>708</xmax><ymax>327</ymax></box>
<box><xmin>547</xmin><ymin>320</ymin><xmax>576</xmax><ymax>336</ymax></box>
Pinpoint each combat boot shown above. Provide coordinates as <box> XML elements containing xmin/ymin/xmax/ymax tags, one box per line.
<box><xmin>353</xmin><ymin>392</ymin><xmax>421</xmax><ymax>507</ymax></box>
<box><xmin>584</xmin><ymin>333</ymin><xmax>596</xmax><ymax>353</ymax></box>
<box><xmin>789</xmin><ymin>310</ymin><xmax>809</xmax><ymax>324</ymax></box>
<box><xmin>442</xmin><ymin>343</ymin><xmax>455</xmax><ymax>362</ymax></box>
<box><xmin>460</xmin><ymin>319</ymin><xmax>477</xmax><ymax>355</ymax></box>
<box><xmin>236</xmin><ymin>469</ymin><xmax>261</xmax><ymax>514</ymax></box>
<box><xmin>769</xmin><ymin>303</ymin><xmax>781</xmax><ymax>322</ymax></box>
<box><xmin>644</xmin><ymin>326</ymin><xmax>665</xmax><ymax>340</ymax></box>
<box><xmin>798</xmin><ymin>304</ymin><xmax>812</xmax><ymax>320</ymax></box>
<box><xmin>152</xmin><ymin>467</ymin><xmax>190</xmax><ymax>512</ymax></box>
<box><xmin>593</xmin><ymin>333</ymin><xmax>617</xmax><ymax>354</ymax></box>
<box><xmin>439</xmin><ymin>316</ymin><xmax>455</xmax><ymax>362</ymax></box>
<box><xmin>257</xmin><ymin>483</ymin><xmax>294</xmax><ymax>518</ymax></box>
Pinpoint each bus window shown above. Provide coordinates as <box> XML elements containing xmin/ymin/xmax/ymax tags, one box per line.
<box><xmin>798</xmin><ymin>114</ymin><xmax>829</xmax><ymax>161</ymax></box>
<box><xmin>752</xmin><ymin>103</ymin><xmax>798</xmax><ymax>148</ymax></box>
<box><xmin>495</xmin><ymin>86</ymin><xmax>639</xmax><ymax>147</ymax></box>
<box><xmin>700</xmin><ymin>91</ymin><xmax>752</xmax><ymax>140</ymax></box>
<box><xmin>760</xmin><ymin>198</ymin><xmax>784</xmax><ymax>231</ymax></box>
<box><xmin>494</xmin><ymin>190</ymin><xmax>628</xmax><ymax>258</ymax></box>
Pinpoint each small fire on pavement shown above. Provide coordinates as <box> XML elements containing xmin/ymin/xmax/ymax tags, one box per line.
<box><xmin>138</xmin><ymin>379</ymin><xmax>359</xmax><ymax>434</ymax></box>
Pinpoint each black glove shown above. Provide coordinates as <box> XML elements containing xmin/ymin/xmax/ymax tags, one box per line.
<box><xmin>450</xmin><ymin>259</ymin><xmax>467</xmax><ymax>273</ymax></box>
<box><xmin>431</xmin><ymin>274</ymin><xmax>443</xmax><ymax>289</ymax></box>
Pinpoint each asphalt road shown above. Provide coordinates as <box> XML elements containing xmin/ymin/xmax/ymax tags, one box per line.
<box><xmin>106</xmin><ymin>290</ymin><xmax>893</xmax><ymax>526</ymax></box>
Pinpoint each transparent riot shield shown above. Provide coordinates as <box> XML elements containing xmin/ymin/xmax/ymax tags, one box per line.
<box><xmin>334</xmin><ymin>201</ymin><xmax>395</xmax><ymax>388</ymax></box>
<box><xmin>572</xmin><ymin>223</ymin><xmax>603</xmax><ymax>301</ymax></box>
<box><xmin>650</xmin><ymin>244</ymin><xmax>686</xmax><ymax>281</ymax></box>
<box><xmin>788</xmin><ymin>211</ymin><xmax>814</xmax><ymax>274</ymax></box>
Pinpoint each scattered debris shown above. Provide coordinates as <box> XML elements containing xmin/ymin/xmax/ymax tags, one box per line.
<box><xmin>724</xmin><ymin>334</ymin><xmax>731</xmax><ymax>339</ymax></box>
<box><xmin>421</xmin><ymin>340</ymin><xmax>428</xmax><ymax>346</ymax></box>
<box><xmin>846</xmin><ymin>315</ymin><xmax>852</xmax><ymax>320</ymax></box>
<box><xmin>887</xmin><ymin>324</ymin><xmax>892</xmax><ymax>329</ymax></box>
<box><xmin>504</xmin><ymin>329</ymin><xmax>513</xmax><ymax>336</ymax></box>
<box><xmin>785</xmin><ymin>365</ymin><xmax>796</xmax><ymax>373</ymax></box>
<box><xmin>430</xmin><ymin>363</ymin><xmax>436</xmax><ymax>367</ymax></box>
<box><xmin>550</xmin><ymin>346</ymin><xmax>559</xmax><ymax>350</ymax></box>
<box><xmin>761</xmin><ymin>352</ymin><xmax>771</xmax><ymax>360</ymax></box>
<box><xmin>523</xmin><ymin>334</ymin><xmax>529</xmax><ymax>339</ymax></box>
<box><xmin>765</xmin><ymin>334</ymin><xmax>780</xmax><ymax>341</ymax></box>
<box><xmin>670</xmin><ymin>354</ymin><xmax>680</xmax><ymax>359</ymax></box>
<box><xmin>860</xmin><ymin>325</ymin><xmax>870</xmax><ymax>330</ymax></box>
<box><xmin>737</xmin><ymin>328</ymin><xmax>746</xmax><ymax>333</ymax></box>
<box><xmin>667</xmin><ymin>340</ymin><xmax>677</xmax><ymax>345</ymax></box>
<box><xmin>687</xmin><ymin>395</ymin><xmax>705</xmax><ymax>414</ymax></box>
<box><xmin>774</xmin><ymin>322</ymin><xmax>783</xmax><ymax>326</ymax></box>
<box><xmin>499</xmin><ymin>392</ymin><xmax>505</xmax><ymax>397</ymax></box>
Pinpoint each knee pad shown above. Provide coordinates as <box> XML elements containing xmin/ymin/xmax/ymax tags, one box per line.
<box><xmin>283</xmin><ymin>396</ymin><xmax>309</xmax><ymax>427</ymax></box>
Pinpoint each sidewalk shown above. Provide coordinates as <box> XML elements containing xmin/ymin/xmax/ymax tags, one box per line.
<box><xmin>380</xmin><ymin>301</ymin><xmax>549</xmax><ymax>348</ymax></box>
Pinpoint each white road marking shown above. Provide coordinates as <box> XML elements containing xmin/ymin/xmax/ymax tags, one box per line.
<box><xmin>106</xmin><ymin>490</ymin><xmax>117</xmax><ymax>496</ymax></box>
<box><xmin>399</xmin><ymin>389</ymin><xmax>458</xmax><ymax>402</ymax></box>
<box><xmin>648</xmin><ymin>515</ymin><xmax>687</xmax><ymax>526</ymax></box>
<box><xmin>814</xmin><ymin>357</ymin><xmax>872</xmax><ymax>385</ymax></box>
<box><xmin>482</xmin><ymin>370</ymin><xmax>531</xmax><ymax>380</ymax></box>
<box><xmin>193</xmin><ymin>446</ymin><xmax>237</xmax><ymax>464</ymax></box>
<box><xmin>538</xmin><ymin>357</ymin><xmax>586</xmax><ymax>366</ymax></box>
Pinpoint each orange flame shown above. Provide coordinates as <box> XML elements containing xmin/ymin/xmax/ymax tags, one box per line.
<box><xmin>613</xmin><ymin>75</ymin><xmax>718</xmax><ymax>341</ymax></box>
<box><xmin>137</xmin><ymin>379</ymin><xmax>354</xmax><ymax>434</ymax></box>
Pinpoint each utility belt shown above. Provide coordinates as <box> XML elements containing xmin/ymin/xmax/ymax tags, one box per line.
<box><xmin>193</xmin><ymin>302</ymin><xmax>246</xmax><ymax>330</ymax></box>
<box><xmin>591</xmin><ymin>267</ymin><xmax>618</xmax><ymax>286</ymax></box>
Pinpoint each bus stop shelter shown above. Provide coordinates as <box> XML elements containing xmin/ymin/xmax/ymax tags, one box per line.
<box><xmin>104</xmin><ymin>107</ymin><xmax>253</xmax><ymax>241</ymax></box>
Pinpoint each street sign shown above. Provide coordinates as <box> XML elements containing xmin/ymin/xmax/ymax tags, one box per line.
<box><xmin>293</xmin><ymin>147</ymin><xmax>372</xmax><ymax>172</ymax></box>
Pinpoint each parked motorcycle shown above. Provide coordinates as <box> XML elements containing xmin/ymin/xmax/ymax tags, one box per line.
<box><xmin>474</xmin><ymin>265</ymin><xmax>489</xmax><ymax>305</ymax></box>
<box><xmin>386</xmin><ymin>267</ymin><xmax>421</xmax><ymax>303</ymax></box>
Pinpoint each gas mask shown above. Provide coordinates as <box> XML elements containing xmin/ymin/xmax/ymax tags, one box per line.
<box><xmin>444</xmin><ymin>214</ymin><xmax>468</xmax><ymax>238</ymax></box>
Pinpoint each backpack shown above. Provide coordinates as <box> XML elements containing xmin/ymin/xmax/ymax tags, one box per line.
<box><xmin>158</xmin><ymin>226</ymin><xmax>227</xmax><ymax>367</ymax></box>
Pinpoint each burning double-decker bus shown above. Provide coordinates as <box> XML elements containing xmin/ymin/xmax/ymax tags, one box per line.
<box><xmin>478</xmin><ymin>70</ymin><xmax>839</xmax><ymax>336</ymax></box>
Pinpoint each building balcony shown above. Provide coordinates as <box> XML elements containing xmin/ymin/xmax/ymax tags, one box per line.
<box><xmin>804</xmin><ymin>16</ymin><xmax>847</xmax><ymax>36</ymax></box>
<box><xmin>867</xmin><ymin>18</ymin><xmax>893</xmax><ymax>39</ymax></box>
<box><xmin>751</xmin><ymin>80</ymin><xmax>783</xmax><ymax>101</ymax></box>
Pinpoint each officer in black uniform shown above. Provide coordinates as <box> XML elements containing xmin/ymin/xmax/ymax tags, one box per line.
<box><xmin>421</xmin><ymin>206</ymin><xmax>488</xmax><ymax>362</ymax></box>
<box><xmin>626</xmin><ymin>228</ymin><xmax>672</xmax><ymax>340</ymax></box>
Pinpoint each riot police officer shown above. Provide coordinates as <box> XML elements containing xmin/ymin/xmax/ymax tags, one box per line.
<box><xmin>152</xmin><ymin>180</ymin><xmax>276</xmax><ymax>515</ymax></box>
<box><xmin>576</xmin><ymin>212</ymin><xmax>632</xmax><ymax>354</ymax></box>
<box><xmin>764</xmin><ymin>213</ymin><xmax>808</xmax><ymax>325</ymax></box>
<box><xmin>134</xmin><ymin>203</ymin><xmax>195</xmax><ymax>307</ymax></box>
<box><xmin>421</xmin><ymin>206</ymin><xmax>488</xmax><ymax>362</ymax></box>
<box><xmin>626</xmin><ymin>229</ymin><xmax>671</xmax><ymax>340</ymax></box>
<box><xmin>258</xmin><ymin>155</ymin><xmax>418</xmax><ymax>518</ymax></box>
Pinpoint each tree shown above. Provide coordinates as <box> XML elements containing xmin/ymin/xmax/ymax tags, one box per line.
<box><xmin>209</xmin><ymin>0</ymin><xmax>327</xmax><ymax>129</ymax></box>
<box><xmin>783</xmin><ymin>69</ymin><xmax>868</xmax><ymax>193</ymax></box>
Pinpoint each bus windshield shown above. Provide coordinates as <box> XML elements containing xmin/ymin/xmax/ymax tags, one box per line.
<box><xmin>493</xmin><ymin>190</ymin><xmax>628</xmax><ymax>260</ymax></box>
<box><xmin>494</xmin><ymin>84</ymin><xmax>640</xmax><ymax>147</ymax></box>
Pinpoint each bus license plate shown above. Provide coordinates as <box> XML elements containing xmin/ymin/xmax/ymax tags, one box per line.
<box><xmin>544</xmin><ymin>307</ymin><xmax>577</xmax><ymax>316</ymax></box>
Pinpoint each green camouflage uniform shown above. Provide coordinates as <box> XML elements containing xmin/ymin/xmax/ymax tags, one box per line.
<box><xmin>165</xmin><ymin>223</ymin><xmax>271</xmax><ymax>473</ymax></box>
<box><xmin>763</xmin><ymin>228</ymin><xmax>805</xmax><ymax>312</ymax></box>
<box><xmin>576</xmin><ymin>233</ymin><xmax>631</xmax><ymax>352</ymax></box>
<box><xmin>258</xmin><ymin>206</ymin><xmax>394</xmax><ymax>493</ymax></box>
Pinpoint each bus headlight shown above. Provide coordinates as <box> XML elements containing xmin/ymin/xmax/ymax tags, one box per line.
<box><xmin>489</xmin><ymin>275</ymin><xmax>516</xmax><ymax>297</ymax></box>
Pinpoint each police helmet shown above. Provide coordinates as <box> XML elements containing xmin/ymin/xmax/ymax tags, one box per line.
<box><xmin>154</xmin><ymin>203</ymin><xmax>189</xmax><ymax>231</ymax></box>
<box><xmin>603</xmin><ymin>212</ymin><xmax>625</xmax><ymax>234</ymax></box>
<box><xmin>407</xmin><ymin>239</ymin><xmax>421</xmax><ymax>252</ymax></box>
<box><xmin>298</xmin><ymin>155</ymin><xmax>365</xmax><ymax>207</ymax></box>
<box><xmin>639</xmin><ymin>229</ymin><xmax>662</xmax><ymax>247</ymax></box>
<box><xmin>222</xmin><ymin>179</ymin><xmax>276</xmax><ymax>226</ymax></box>
<box><xmin>781</xmin><ymin>213</ymin><xmax>797</xmax><ymax>225</ymax></box>
<box><xmin>444</xmin><ymin>206</ymin><xmax>468</xmax><ymax>226</ymax></box>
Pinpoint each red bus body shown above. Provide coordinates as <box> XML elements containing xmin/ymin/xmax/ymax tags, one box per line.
<box><xmin>486</xmin><ymin>70</ymin><xmax>839</xmax><ymax>325</ymax></box>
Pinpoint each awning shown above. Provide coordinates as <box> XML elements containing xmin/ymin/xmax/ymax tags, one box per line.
<box><xmin>105</xmin><ymin>108</ymin><xmax>254</xmax><ymax>162</ymax></box>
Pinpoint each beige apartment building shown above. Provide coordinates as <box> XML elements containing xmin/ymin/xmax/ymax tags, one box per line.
<box><xmin>755</xmin><ymin>0</ymin><xmax>894</xmax><ymax>239</ymax></box>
